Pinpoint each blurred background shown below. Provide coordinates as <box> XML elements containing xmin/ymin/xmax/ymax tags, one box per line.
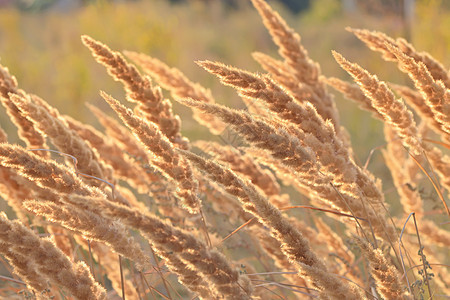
<box><xmin>0</xmin><ymin>0</ymin><xmax>449</xmax><ymax>204</ymax></box>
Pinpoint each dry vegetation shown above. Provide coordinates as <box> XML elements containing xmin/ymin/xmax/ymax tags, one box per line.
<box><xmin>0</xmin><ymin>0</ymin><xmax>449</xmax><ymax>299</ymax></box>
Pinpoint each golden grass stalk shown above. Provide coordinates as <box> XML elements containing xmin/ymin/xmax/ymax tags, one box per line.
<box><xmin>0</xmin><ymin>162</ymin><xmax>77</xmax><ymax>267</ymax></box>
<box><xmin>176</xmin><ymin>98</ymin><xmax>317</xmax><ymax>176</ymax></box>
<box><xmin>0</xmin><ymin>242</ymin><xmax>49</xmax><ymax>293</ymax></box>
<box><xmin>325</xmin><ymin>77</ymin><xmax>383</xmax><ymax>120</ymax></box>
<box><xmin>348</xmin><ymin>28</ymin><xmax>450</xmax><ymax>88</ymax></box>
<box><xmin>115</xmin><ymin>184</ymin><xmax>148</xmax><ymax>211</ymax></box>
<box><xmin>195</xmin><ymin>140</ymin><xmax>293</xmax><ymax>210</ymax></box>
<box><xmin>424</xmin><ymin>146</ymin><xmax>450</xmax><ymax>197</ymax></box>
<box><xmin>29</xmin><ymin>94</ymin><xmax>61</xmax><ymax>119</ymax></box>
<box><xmin>1</xmin><ymin>142</ymin><xmax>150</xmax><ymax>270</ymax></box>
<box><xmin>177</xmin><ymin>98</ymin><xmax>397</xmax><ymax>243</ymax></box>
<box><xmin>66</xmin><ymin>195</ymin><xmax>254</xmax><ymax>299</ymax></box>
<box><xmin>251</xmin><ymin>215</ymin><xmax>335</xmax><ymax>288</ymax></box>
<box><xmin>243</xmin><ymin>146</ymin><xmax>313</xmax><ymax>196</ymax></box>
<box><xmin>251</xmin><ymin>51</ymin><xmax>327</xmax><ymax>118</ymax></box>
<box><xmin>0</xmin><ymin>166</ymin><xmax>35</xmax><ymax>222</ymax></box>
<box><xmin>46</xmin><ymin>225</ymin><xmax>73</xmax><ymax>259</ymax></box>
<box><xmin>0</xmin><ymin>167</ymin><xmax>73</xmax><ymax>258</ymax></box>
<box><xmin>178</xmin><ymin>149</ymin><xmax>361</xmax><ymax>299</ymax></box>
<box><xmin>196</xmin><ymin>61</ymin><xmax>368</xmax><ymax>191</ymax></box>
<box><xmin>251</xmin><ymin>52</ymin><xmax>295</xmax><ymax>88</ymax></box>
<box><xmin>9</xmin><ymin>93</ymin><xmax>151</xmax><ymax>208</ymax></box>
<box><xmin>153</xmin><ymin>248</ymin><xmax>220</xmax><ymax>299</ymax></box>
<box><xmin>420</xmin><ymin>244</ymin><xmax>450</xmax><ymax>295</ymax></box>
<box><xmin>250</xmin><ymin>0</ymin><xmax>318</xmax><ymax>85</ymax></box>
<box><xmin>0</xmin><ymin>143</ymin><xmax>103</xmax><ymax>198</ymax></box>
<box><xmin>384</xmin><ymin>43</ymin><xmax>450</xmax><ymax>137</ymax></box>
<box><xmin>29</xmin><ymin>97</ymin><xmax>140</xmax><ymax>203</ymax></box>
<box><xmin>251</xmin><ymin>50</ymin><xmax>342</xmax><ymax>130</ymax></box>
<box><xmin>64</xmin><ymin>114</ymin><xmax>153</xmax><ymax>199</ymax></box>
<box><xmin>0</xmin><ymin>64</ymin><xmax>48</xmax><ymax>152</ymax></box>
<box><xmin>8</xmin><ymin>93</ymin><xmax>106</xmax><ymax>185</ymax></box>
<box><xmin>64</xmin><ymin>114</ymin><xmax>134</xmax><ymax>171</ymax></box>
<box><xmin>250</xmin><ymin>0</ymin><xmax>342</xmax><ymax>133</ymax></box>
<box><xmin>390</xmin><ymin>83</ymin><xmax>450</xmax><ymax>144</ymax></box>
<box><xmin>332</xmin><ymin>51</ymin><xmax>423</xmax><ymax>155</ymax></box>
<box><xmin>0</xmin><ymin>212</ymin><xmax>107</xmax><ymax>299</ymax></box>
<box><xmin>101</xmin><ymin>91</ymin><xmax>201</xmax><ymax>214</ymax></box>
<box><xmin>249</xmin><ymin>226</ymin><xmax>311</xmax><ymax>292</ymax></box>
<box><xmin>354</xmin><ymin>236</ymin><xmax>410</xmax><ymax>300</ymax></box>
<box><xmin>381</xmin><ymin>123</ymin><xmax>449</xmax><ymax>233</ymax></box>
<box><xmin>86</xmin><ymin>105</ymin><xmax>189</xmax><ymax>220</ymax></box>
<box><xmin>383</xmin><ymin>123</ymin><xmax>424</xmax><ymax>207</ymax></box>
<box><xmin>87</xmin><ymin>103</ymin><xmax>149</xmax><ymax>161</ymax></box>
<box><xmin>383</xmin><ymin>155</ymin><xmax>423</xmax><ymax>217</ymax></box>
<box><xmin>394</xmin><ymin>38</ymin><xmax>450</xmax><ymax>88</ymax></box>
<box><xmin>75</xmin><ymin>238</ymin><xmax>141</xmax><ymax>300</ymax></box>
<box><xmin>197</xmin><ymin>60</ymin><xmax>313</xmax><ymax>126</ymax></box>
<box><xmin>201</xmin><ymin>179</ymin><xmax>253</xmax><ymax>223</ymax></box>
<box><xmin>81</xmin><ymin>35</ymin><xmax>188</xmax><ymax>149</ymax></box>
<box><xmin>23</xmin><ymin>200</ymin><xmax>151</xmax><ymax>271</ymax></box>
<box><xmin>311</xmin><ymin>217</ymin><xmax>363</xmax><ymax>287</ymax></box>
<box><xmin>125</xmin><ymin>51</ymin><xmax>227</xmax><ymax>135</ymax></box>
<box><xmin>196</xmin><ymin>61</ymin><xmax>358</xmax><ymax>174</ymax></box>
<box><xmin>194</xmin><ymin>140</ymin><xmax>281</xmax><ymax>197</ymax></box>
<box><xmin>198</xmin><ymin>59</ymin><xmax>285</xmax><ymax>119</ymax></box>
<box><xmin>314</xmin><ymin>218</ymin><xmax>354</xmax><ymax>268</ymax></box>
<box><xmin>13</xmin><ymin>97</ymin><xmax>138</xmax><ymax>207</ymax></box>
<box><xmin>0</xmin><ymin>63</ymin><xmax>18</xmax><ymax>97</ymax></box>
<box><xmin>197</xmin><ymin>60</ymin><xmax>328</xmax><ymax>129</ymax></box>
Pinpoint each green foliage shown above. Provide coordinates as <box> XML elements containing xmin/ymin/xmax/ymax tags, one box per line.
<box><xmin>414</xmin><ymin>0</ymin><xmax>450</xmax><ymax>65</ymax></box>
<box><xmin>301</xmin><ymin>0</ymin><xmax>341</xmax><ymax>23</ymax></box>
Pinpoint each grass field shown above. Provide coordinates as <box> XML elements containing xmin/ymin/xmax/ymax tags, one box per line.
<box><xmin>0</xmin><ymin>0</ymin><xmax>449</xmax><ymax>299</ymax></box>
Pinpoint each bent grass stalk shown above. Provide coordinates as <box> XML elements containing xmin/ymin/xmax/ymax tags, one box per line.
<box><xmin>0</xmin><ymin>0</ymin><xmax>448</xmax><ymax>299</ymax></box>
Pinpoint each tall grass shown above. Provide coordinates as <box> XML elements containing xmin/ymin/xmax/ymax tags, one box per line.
<box><xmin>0</xmin><ymin>0</ymin><xmax>448</xmax><ymax>299</ymax></box>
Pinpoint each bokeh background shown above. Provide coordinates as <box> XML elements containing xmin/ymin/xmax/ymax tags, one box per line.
<box><xmin>0</xmin><ymin>0</ymin><xmax>449</xmax><ymax>211</ymax></box>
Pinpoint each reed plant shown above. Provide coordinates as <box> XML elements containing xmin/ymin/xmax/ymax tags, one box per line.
<box><xmin>0</xmin><ymin>0</ymin><xmax>448</xmax><ymax>299</ymax></box>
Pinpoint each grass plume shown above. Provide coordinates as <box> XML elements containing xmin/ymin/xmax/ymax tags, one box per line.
<box><xmin>0</xmin><ymin>1</ymin><xmax>448</xmax><ymax>299</ymax></box>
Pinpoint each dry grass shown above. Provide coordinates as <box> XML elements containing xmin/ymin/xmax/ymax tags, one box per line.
<box><xmin>0</xmin><ymin>0</ymin><xmax>448</xmax><ymax>299</ymax></box>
